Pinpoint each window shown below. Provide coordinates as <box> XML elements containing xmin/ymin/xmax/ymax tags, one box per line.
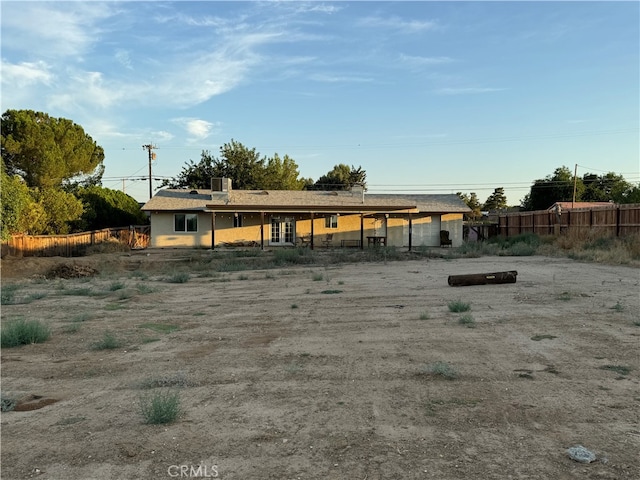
<box><xmin>233</xmin><ymin>214</ymin><xmax>243</xmax><ymax>228</ymax></box>
<box><xmin>325</xmin><ymin>215</ymin><xmax>338</xmax><ymax>229</ymax></box>
<box><xmin>174</xmin><ymin>213</ymin><xmax>198</xmax><ymax>232</ymax></box>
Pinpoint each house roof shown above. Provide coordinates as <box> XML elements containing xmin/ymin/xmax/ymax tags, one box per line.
<box><xmin>141</xmin><ymin>188</ymin><xmax>470</xmax><ymax>214</ymax></box>
<box><xmin>548</xmin><ymin>201</ymin><xmax>616</xmax><ymax>211</ymax></box>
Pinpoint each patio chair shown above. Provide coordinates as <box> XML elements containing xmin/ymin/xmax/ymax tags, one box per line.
<box><xmin>321</xmin><ymin>233</ymin><xmax>333</xmax><ymax>248</ymax></box>
<box><xmin>440</xmin><ymin>230</ymin><xmax>452</xmax><ymax>247</ymax></box>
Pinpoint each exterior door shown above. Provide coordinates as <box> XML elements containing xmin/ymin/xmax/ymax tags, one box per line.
<box><xmin>270</xmin><ymin>218</ymin><xmax>294</xmax><ymax>245</ymax></box>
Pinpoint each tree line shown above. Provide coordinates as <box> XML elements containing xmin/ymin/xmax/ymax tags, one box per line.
<box><xmin>2</xmin><ymin>109</ymin><xmax>638</xmax><ymax>238</ymax></box>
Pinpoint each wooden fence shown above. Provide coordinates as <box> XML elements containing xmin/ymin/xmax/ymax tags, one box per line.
<box><xmin>1</xmin><ymin>226</ymin><xmax>150</xmax><ymax>258</ymax></box>
<box><xmin>497</xmin><ymin>204</ymin><xmax>640</xmax><ymax>238</ymax></box>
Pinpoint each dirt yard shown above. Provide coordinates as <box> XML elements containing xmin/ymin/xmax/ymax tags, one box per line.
<box><xmin>1</xmin><ymin>250</ymin><xmax>639</xmax><ymax>480</ymax></box>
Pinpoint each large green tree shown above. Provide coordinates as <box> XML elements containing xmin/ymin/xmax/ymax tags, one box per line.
<box><xmin>162</xmin><ymin>140</ymin><xmax>309</xmax><ymax>190</ymax></box>
<box><xmin>582</xmin><ymin>172</ymin><xmax>631</xmax><ymax>203</ymax></box>
<box><xmin>311</xmin><ymin>164</ymin><xmax>367</xmax><ymax>190</ymax></box>
<box><xmin>521</xmin><ymin>166</ymin><xmax>584</xmax><ymax>211</ymax></box>
<box><xmin>1</xmin><ymin>109</ymin><xmax>104</xmax><ymax>188</ymax></box>
<box><xmin>71</xmin><ymin>186</ymin><xmax>148</xmax><ymax>231</ymax></box>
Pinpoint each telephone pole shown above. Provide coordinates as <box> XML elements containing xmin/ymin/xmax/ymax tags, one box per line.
<box><xmin>142</xmin><ymin>144</ymin><xmax>157</xmax><ymax>199</ymax></box>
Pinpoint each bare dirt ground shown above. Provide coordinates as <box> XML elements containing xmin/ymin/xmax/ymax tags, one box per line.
<box><xmin>1</xmin><ymin>250</ymin><xmax>639</xmax><ymax>480</ymax></box>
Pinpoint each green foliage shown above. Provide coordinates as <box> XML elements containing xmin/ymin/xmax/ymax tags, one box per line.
<box><xmin>311</xmin><ymin>164</ymin><xmax>366</xmax><ymax>190</ymax></box>
<box><xmin>29</xmin><ymin>187</ymin><xmax>84</xmax><ymax>234</ymax></box>
<box><xmin>483</xmin><ymin>187</ymin><xmax>508</xmax><ymax>211</ymax></box>
<box><xmin>599</xmin><ymin>365</ymin><xmax>631</xmax><ymax>376</ymax></box>
<box><xmin>162</xmin><ymin>140</ymin><xmax>310</xmax><ymax>191</ymax></box>
<box><xmin>448</xmin><ymin>300</ymin><xmax>471</xmax><ymax>313</ymax></box>
<box><xmin>458</xmin><ymin>314</ymin><xmax>476</xmax><ymax>328</ymax></box>
<box><xmin>1</xmin><ymin>395</ymin><xmax>17</xmax><ymax>412</ymax></box>
<box><xmin>522</xmin><ymin>166</ymin><xmax>582</xmax><ymax>211</ymax></box>
<box><xmin>72</xmin><ymin>186</ymin><xmax>147</xmax><ymax>230</ymax></box>
<box><xmin>1</xmin><ymin>109</ymin><xmax>104</xmax><ymax>188</ymax></box>
<box><xmin>1</xmin><ymin>318</ymin><xmax>51</xmax><ymax>347</ymax></box>
<box><xmin>420</xmin><ymin>361</ymin><xmax>458</xmax><ymax>380</ymax></box>
<box><xmin>457</xmin><ymin>192</ymin><xmax>482</xmax><ymax>220</ymax></box>
<box><xmin>90</xmin><ymin>331</ymin><xmax>122</xmax><ymax>350</ymax></box>
<box><xmin>166</xmin><ymin>272</ymin><xmax>190</xmax><ymax>283</ymax></box>
<box><xmin>139</xmin><ymin>390</ymin><xmax>181</xmax><ymax>424</ymax></box>
<box><xmin>0</xmin><ymin>165</ymin><xmax>38</xmax><ymax>240</ymax></box>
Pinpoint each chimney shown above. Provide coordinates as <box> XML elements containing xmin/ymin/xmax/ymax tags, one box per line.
<box><xmin>350</xmin><ymin>184</ymin><xmax>365</xmax><ymax>204</ymax></box>
<box><xmin>211</xmin><ymin>178</ymin><xmax>232</xmax><ymax>192</ymax></box>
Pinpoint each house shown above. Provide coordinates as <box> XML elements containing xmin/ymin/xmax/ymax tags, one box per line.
<box><xmin>141</xmin><ymin>178</ymin><xmax>471</xmax><ymax>250</ymax></box>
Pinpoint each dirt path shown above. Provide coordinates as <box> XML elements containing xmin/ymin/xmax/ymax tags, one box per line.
<box><xmin>1</xmin><ymin>253</ymin><xmax>639</xmax><ymax>479</ymax></box>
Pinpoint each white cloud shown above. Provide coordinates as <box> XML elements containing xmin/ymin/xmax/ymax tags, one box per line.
<box><xmin>115</xmin><ymin>50</ymin><xmax>133</xmax><ymax>70</ymax></box>
<box><xmin>358</xmin><ymin>16</ymin><xmax>439</xmax><ymax>33</ymax></box>
<box><xmin>0</xmin><ymin>60</ymin><xmax>53</xmax><ymax>86</ymax></box>
<box><xmin>435</xmin><ymin>87</ymin><xmax>504</xmax><ymax>95</ymax></box>
<box><xmin>172</xmin><ymin>118</ymin><xmax>218</xmax><ymax>141</ymax></box>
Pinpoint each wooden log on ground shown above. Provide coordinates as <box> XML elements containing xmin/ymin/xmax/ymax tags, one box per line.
<box><xmin>448</xmin><ymin>271</ymin><xmax>517</xmax><ymax>287</ymax></box>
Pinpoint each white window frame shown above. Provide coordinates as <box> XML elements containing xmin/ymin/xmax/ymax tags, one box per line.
<box><xmin>174</xmin><ymin>213</ymin><xmax>198</xmax><ymax>232</ymax></box>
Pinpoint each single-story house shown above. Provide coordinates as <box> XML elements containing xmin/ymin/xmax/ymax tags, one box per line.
<box><xmin>141</xmin><ymin>178</ymin><xmax>471</xmax><ymax>250</ymax></box>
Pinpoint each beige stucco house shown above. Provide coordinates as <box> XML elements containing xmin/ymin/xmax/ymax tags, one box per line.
<box><xmin>141</xmin><ymin>178</ymin><xmax>470</xmax><ymax>250</ymax></box>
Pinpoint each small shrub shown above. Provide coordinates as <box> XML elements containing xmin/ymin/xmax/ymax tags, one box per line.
<box><xmin>139</xmin><ymin>390</ymin><xmax>181</xmax><ymax>424</ymax></box>
<box><xmin>419</xmin><ymin>312</ymin><xmax>430</xmax><ymax>320</ymax></box>
<box><xmin>531</xmin><ymin>334</ymin><xmax>557</xmax><ymax>341</ymax></box>
<box><xmin>448</xmin><ymin>300</ymin><xmax>471</xmax><ymax>313</ymax></box>
<box><xmin>117</xmin><ymin>290</ymin><xmax>134</xmax><ymax>300</ymax></box>
<box><xmin>599</xmin><ymin>365</ymin><xmax>631</xmax><ymax>376</ymax></box>
<box><xmin>1</xmin><ymin>395</ymin><xmax>17</xmax><ymax>412</ymax></box>
<box><xmin>1</xmin><ymin>318</ymin><xmax>51</xmax><ymax>347</ymax></box>
<box><xmin>321</xmin><ymin>289</ymin><xmax>343</xmax><ymax>294</ymax></box>
<box><xmin>458</xmin><ymin>314</ymin><xmax>476</xmax><ymax>328</ymax></box>
<box><xmin>136</xmin><ymin>284</ymin><xmax>157</xmax><ymax>294</ymax></box>
<box><xmin>420</xmin><ymin>361</ymin><xmax>458</xmax><ymax>380</ymax></box>
<box><xmin>291</xmin><ymin>304</ymin><xmax>299</xmax><ymax>309</ymax></box>
<box><xmin>108</xmin><ymin>281</ymin><xmax>126</xmax><ymax>291</ymax></box>
<box><xmin>91</xmin><ymin>331</ymin><xmax>122</xmax><ymax>350</ymax></box>
<box><xmin>557</xmin><ymin>292</ymin><xmax>572</xmax><ymax>301</ymax></box>
<box><xmin>1</xmin><ymin>284</ymin><xmax>20</xmax><ymax>304</ymax></box>
<box><xmin>611</xmin><ymin>301</ymin><xmax>624</xmax><ymax>312</ymax></box>
<box><xmin>237</xmin><ymin>274</ymin><xmax>249</xmax><ymax>280</ymax></box>
<box><xmin>166</xmin><ymin>272</ymin><xmax>190</xmax><ymax>283</ymax></box>
<box><xmin>63</xmin><ymin>323</ymin><xmax>82</xmax><ymax>334</ymax></box>
<box><xmin>312</xmin><ymin>273</ymin><xmax>324</xmax><ymax>281</ymax></box>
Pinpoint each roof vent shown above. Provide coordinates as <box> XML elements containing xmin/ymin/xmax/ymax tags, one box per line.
<box><xmin>189</xmin><ymin>190</ymin><xmax>198</xmax><ymax>195</ymax></box>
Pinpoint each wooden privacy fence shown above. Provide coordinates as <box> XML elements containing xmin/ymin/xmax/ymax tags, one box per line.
<box><xmin>1</xmin><ymin>226</ymin><xmax>150</xmax><ymax>258</ymax></box>
<box><xmin>498</xmin><ymin>204</ymin><xmax>640</xmax><ymax>238</ymax></box>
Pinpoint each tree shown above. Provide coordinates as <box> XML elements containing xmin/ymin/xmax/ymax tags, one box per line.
<box><xmin>1</xmin><ymin>165</ymin><xmax>36</xmax><ymax>240</ymax></box>
<box><xmin>521</xmin><ymin>166</ymin><xmax>584</xmax><ymax>211</ymax></box>
<box><xmin>311</xmin><ymin>164</ymin><xmax>367</xmax><ymax>190</ymax></box>
<box><xmin>262</xmin><ymin>154</ymin><xmax>310</xmax><ymax>190</ymax></box>
<box><xmin>72</xmin><ymin>186</ymin><xmax>148</xmax><ymax>231</ymax></box>
<box><xmin>29</xmin><ymin>188</ymin><xmax>84</xmax><ymax>235</ymax></box>
<box><xmin>1</xmin><ymin>109</ymin><xmax>104</xmax><ymax>188</ymax></box>
<box><xmin>457</xmin><ymin>192</ymin><xmax>482</xmax><ymax>220</ymax></box>
<box><xmin>483</xmin><ymin>187</ymin><xmax>508</xmax><ymax>211</ymax></box>
<box><xmin>161</xmin><ymin>140</ymin><xmax>309</xmax><ymax>190</ymax></box>
<box><xmin>582</xmin><ymin>172</ymin><xmax>631</xmax><ymax>203</ymax></box>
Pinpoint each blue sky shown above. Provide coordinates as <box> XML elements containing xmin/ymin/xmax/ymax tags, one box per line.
<box><xmin>2</xmin><ymin>1</ymin><xmax>638</xmax><ymax>205</ymax></box>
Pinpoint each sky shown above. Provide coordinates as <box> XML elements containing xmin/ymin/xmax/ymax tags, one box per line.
<box><xmin>1</xmin><ymin>1</ymin><xmax>638</xmax><ymax>206</ymax></box>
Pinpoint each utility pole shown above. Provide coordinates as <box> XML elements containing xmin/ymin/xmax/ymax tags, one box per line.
<box><xmin>572</xmin><ymin>163</ymin><xmax>578</xmax><ymax>208</ymax></box>
<box><xmin>142</xmin><ymin>144</ymin><xmax>157</xmax><ymax>199</ymax></box>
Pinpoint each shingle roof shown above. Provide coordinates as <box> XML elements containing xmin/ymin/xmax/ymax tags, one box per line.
<box><xmin>141</xmin><ymin>188</ymin><xmax>470</xmax><ymax>214</ymax></box>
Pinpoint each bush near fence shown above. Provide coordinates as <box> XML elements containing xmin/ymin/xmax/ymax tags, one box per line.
<box><xmin>497</xmin><ymin>204</ymin><xmax>640</xmax><ymax>238</ymax></box>
<box><xmin>1</xmin><ymin>226</ymin><xmax>150</xmax><ymax>258</ymax></box>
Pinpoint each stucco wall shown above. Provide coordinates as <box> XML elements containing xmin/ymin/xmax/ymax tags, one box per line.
<box><xmin>149</xmin><ymin>212</ymin><xmax>465</xmax><ymax>248</ymax></box>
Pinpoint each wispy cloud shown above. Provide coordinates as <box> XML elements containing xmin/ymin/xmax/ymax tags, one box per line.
<box><xmin>399</xmin><ymin>54</ymin><xmax>454</xmax><ymax>67</ymax></box>
<box><xmin>310</xmin><ymin>73</ymin><xmax>373</xmax><ymax>83</ymax></box>
<box><xmin>0</xmin><ymin>60</ymin><xmax>53</xmax><ymax>86</ymax></box>
<box><xmin>357</xmin><ymin>15</ymin><xmax>439</xmax><ymax>33</ymax></box>
<box><xmin>435</xmin><ymin>87</ymin><xmax>504</xmax><ymax>95</ymax></box>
